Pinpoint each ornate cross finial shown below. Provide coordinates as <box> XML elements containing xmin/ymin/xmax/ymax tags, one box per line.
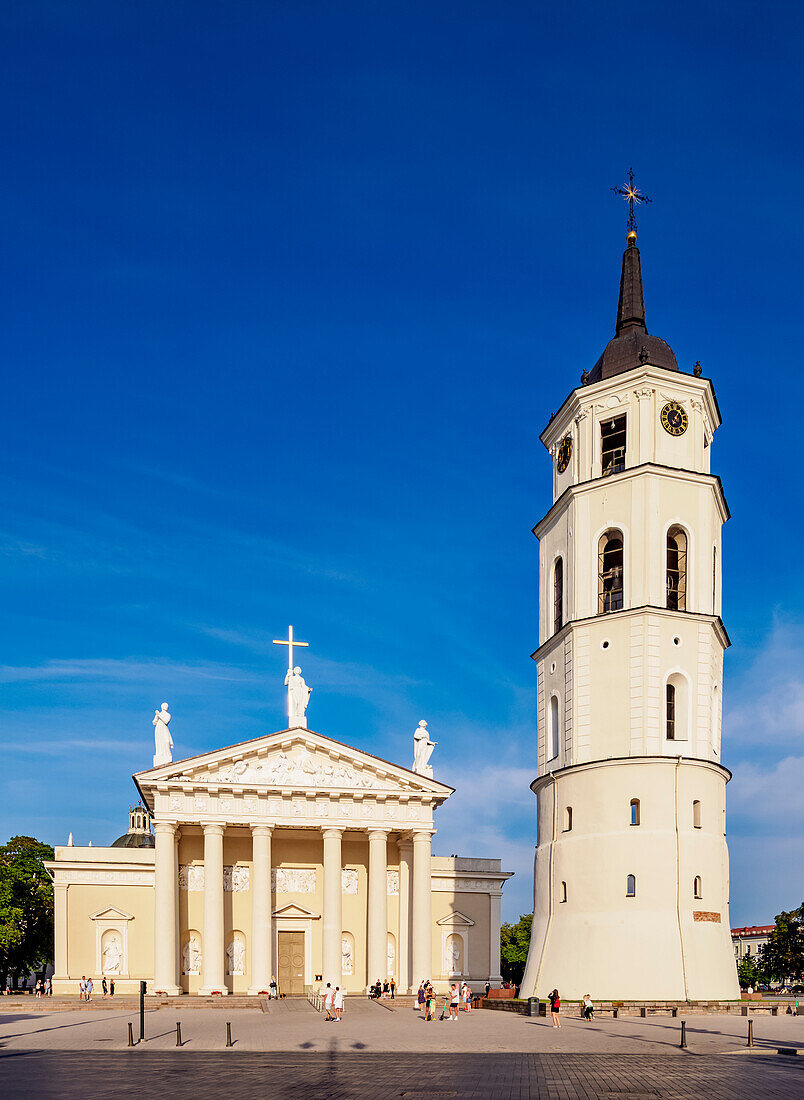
<box><xmin>611</xmin><ymin>168</ymin><xmax>652</xmax><ymax>232</ymax></box>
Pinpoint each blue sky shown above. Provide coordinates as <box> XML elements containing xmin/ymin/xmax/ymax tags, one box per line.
<box><xmin>1</xmin><ymin>1</ymin><xmax>802</xmax><ymax>924</ymax></box>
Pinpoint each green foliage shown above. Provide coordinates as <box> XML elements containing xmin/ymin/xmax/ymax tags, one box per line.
<box><xmin>737</xmin><ymin>954</ymin><xmax>761</xmax><ymax>989</ymax></box>
<box><xmin>0</xmin><ymin>836</ymin><xmax>55</xmax><ymax>986</ymax></box>
<box><xmin>500</xmin><ymin>913</ymin><xmax>532</xmax><ymax>984</ymax></box>
<box><xmin>757</xmin><ymin>903</ymin><xmax>804</xmax><ymax>983</ymax></box>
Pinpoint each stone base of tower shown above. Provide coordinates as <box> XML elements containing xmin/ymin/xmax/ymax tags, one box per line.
<box><xmin>519</xmin><ymin>757</ymin><xmax>740</xmax><ymax>1002</ymax></box>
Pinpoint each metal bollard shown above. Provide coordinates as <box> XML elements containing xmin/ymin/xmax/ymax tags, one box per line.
<box><xmin>747</xmin><ymin>1018</ymin><xmax>754</xmax><ymax>1048</ymax></box>
<box><xmin>176</xmin><ymin>1021</ymin><xmax>182</xmax><ymax>1046</ymax></box>
<box><xmin>128</xmin><ymin>1021</ymin><xmax>135</xmax><ymax>1047</ymax></box>
<box><xmin>226</xmin><ymin>1020</ymin><xmax>233</xmax><ymax>1047</ymax></box>
<box><xmin>680</xmin><ymin>1019</ymin><xmax>687</xmax><ymax>1049</ymax></box>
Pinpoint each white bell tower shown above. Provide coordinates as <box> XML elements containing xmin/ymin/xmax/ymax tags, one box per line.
<box><xmin>520</xmin><ymin>227</ymin><xmax>740</xmax><ymax>1001</ymax></box>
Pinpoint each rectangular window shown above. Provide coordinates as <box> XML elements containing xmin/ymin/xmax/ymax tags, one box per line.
<box><xmin>601</xmin><ymin>415</ymin><xmax>627</xmax><ymax>477</ymax></box>
<box><xmin>666</xmin><ymin>683</ymin><xmax>676</xmax><ymax>740</ymax></box>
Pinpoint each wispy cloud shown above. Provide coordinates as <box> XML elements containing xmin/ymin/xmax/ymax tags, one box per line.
<box><xmin>725</xmin><ymin>618</ymin><xmax>804</xmax><ymax>748</ymax></box>
<box><xmin>0</xmin><ymin>657</ymin><xmax>258</xmax><ymax>685</ymax></box>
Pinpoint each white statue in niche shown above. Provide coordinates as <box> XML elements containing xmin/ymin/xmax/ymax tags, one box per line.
<box><xmin>152</xmin><ymin>702</ymin><xmax>173</xmax><ymax>767</ymax></box>
<box><xmin>445</xmin><ymin>935</ymin><xmax>462</xmax><ymax>974</ymax></box>
<box><xmin>285</xmin><ymin>666</ymin><xmax>311</xmax><ymax>727</ymax></box>
<box><xmin>102</xmin><ymin>934</ymin><xmax>122</xmax><ymax>974</ymax></box>
<box><xmin>183</xmin><ymin>935</ymin><xmax>202</xmax><ymax>975</ymax></box>
<box><xmin>412</xmin><ymin>720</ymin><xmax>436</xmax><ymax>777</ymax></box>
<box><xmin>341</xmin><ymin>937</ymin><xmax>353</xmax><ymax>975</ymax></box>
<box><xmin>387</xmin><ymin>935</ymin><xmax>396</xmax><ymax>976</ymax></box>
<box><xmin>227</xmin><ymin>937</ymin><xmax>246</xmax><ymax>976</ymax></box>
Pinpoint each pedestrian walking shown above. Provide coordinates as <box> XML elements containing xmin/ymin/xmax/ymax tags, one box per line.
<box><xmin>109</xmin><ymin>978</ymin><xmax>115</xmax><ymax>997</ymax></box>
<box><xmin>44</xmin><ymin>978</ymin><xmax>52</xmax><ymax>996</ymax></box>
<box><xmin>462</xmin><ymin>982</ymin><xmax>472</xmax><ymax>1012</ymax></box>
<box><xmin>334</xmin><ymin>986</ymin><xmax>344</xmax><ymax>1021</ymax></box>
<box><xmin>449</xmin><ymin>983</ymin><xmax>459</xmax><ymax>1020</ymax></box>
<box><xmin>548</xmin><ymin>988</ymin><xmax>561</xmax><ymax>1028</ymax></box>
<box><xmin>85</xmin><ymin>977</ymin><xmax>93</xmax><ymax>1002</ymax></box>
<box><xmin>269</xmin><ymin>975</ymin><xmax>278</xmax><ymax>999</ymax></box>
<box><xmin>425</xmin><ymin>983</ymin><xmax>436</xmax><ymax>1022</ymax></box>
<box><xmin>102</xmin><ymin>977</ymin><xmax>108</xmax><ymax>998</ymax></box>
<box><xmin>582</xmin><ymin>993</ymin><xmax>594</xmax><ymax>1021</ymax></box>
<box><xmin>390</xmin><ymin>977</ymin><xmax>396</xmax><ymax>999</ymax></box>
<box><xmin>417</xmin><ymin>982</ymin><xmax>425</xmax><ymax>1012</ymax></box>
<box><xmin>484</xmin><ymin>980</ymin><xmax>491</xmax><ymax>999</ymax></box>
<box><xmin>324</xmin><ymin>982</ymin><xmax>335</xmax><ymax>1021</ymax></box>
<box><xmin>79</xmin><ymin>976</ymin><xmax>86</xmax><ymax>1001</ymax></box>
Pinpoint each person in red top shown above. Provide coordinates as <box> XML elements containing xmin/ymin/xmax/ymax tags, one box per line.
<box><xmin>548</xmin><ymin>988</ymin><xmax>561</xmax><ymax>1028</ymax></box>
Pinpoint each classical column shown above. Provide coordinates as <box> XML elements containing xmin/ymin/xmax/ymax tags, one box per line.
<box><xmin>199</xmin><ymin>822</ymin><xmax>227</xmax><ymax>995</ymax></box>
<box><xmin>366</xmin><ymin>830</ymin><xmax>388</xmax><ymax>989</ymax></box>
<box><xmin>153</xmin><ymin>821</ymin><xmax>181</xmax><ymax>995</ymax></box>
<box><xmin>53</xmin><ymin>883</ymin><xmax>69</xmax><ymax>983</ymax></box>
<box><xmin>322</xmin><ymin>828</ymin><xmax>343</xmax><ymax>987</ymax></box>
<box><xmin>398</xmin><ymin>838</ymin><xmax>413</xmax><ymax>993</ymax></box>
<box><xmin>411</xmin><ymin>830</ymin><xmax>432</xmax><ymax>988</ymax></box>
<box><xmin>488</xmin><ymin>888</ymin><xmax>503</xmax><ymax>984</ymax></box>
<box><xmin>248</xmin><ymin>825</ymin><xmax>273</xmax><ymax>995</ymax></box>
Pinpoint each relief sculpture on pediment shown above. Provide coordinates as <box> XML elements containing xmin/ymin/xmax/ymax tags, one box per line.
<box><xmin>197</xmin><ymin>747</ymin><xmax>407</xmax><ymax>791</ymax></box>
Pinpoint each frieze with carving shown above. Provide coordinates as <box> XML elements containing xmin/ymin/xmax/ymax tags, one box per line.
<box><xmin>272</xmin><ymin>867</ymin><xmax>316</xmax><ymax>894</ymax></box>
<box><xmin>342</xmin><ymin>869</ymin><xmax>358</xmax><ymax>895</ymax></box>
<box><xmin>386</xmin><ymin>870</ymin><xmax>399</xmax><ymax>895</ymax></box>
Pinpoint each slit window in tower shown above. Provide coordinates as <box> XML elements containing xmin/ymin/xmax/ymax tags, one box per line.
<box><xmin>560</xmin><ymin>881</ymin><xmax>567</xmax><ymax>903</ymax></box>
<box><xmin>666</xmin><ymin>527</ymin><xmax>687</xmax><ymax>611</ymax></box>
<box><xmin>553</xmin><ymin>557</ymin><xmax>564</xmax><ymax>634</ymax></box>
<box><xmin>630</xmin><ymin>799</ymin><xmax>640</xmax><ymax>826</ymax></box>
<box><xmin>626</xmin><ymin>874</ymin><xmax>636</xmax><ymax>897</ymax></box>
<box><xmin>598</xmin><ymin>532</ymin><xmax>624</xmax><ymax>613</ymax></box>
<box><xmin>693</xmin><ymin>876</ymin><xmax>702</xmax><ymax>899</ymax></box>
<box><xmin>666</xmin><ymin>682</ymin><xmax>676</xmax><ymax>740</ymax></box>
<box><xmin>549</xmin><ymin>696</ymin><xmax>560</xmax><ymax>760</ymax></box>
<box><xmin>601</xmin><ymin>415</ymin><xmax>627</xmax><ymax>477</ymax></box>
<box><xmin>693</xmin><ymin>800</ymin><xmax>702</xmax><ymax>829</ymax></box>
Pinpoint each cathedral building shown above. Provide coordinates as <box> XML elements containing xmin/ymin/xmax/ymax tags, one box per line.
<box><xmin>47</xmin><ymin>667</ymin><xmax>511</xmax><ymax>996</ymax></box>
<box><xmin>520</xmin><ymin>225</ymin><xmax>740</xmax><ymax>1000</ymax></box>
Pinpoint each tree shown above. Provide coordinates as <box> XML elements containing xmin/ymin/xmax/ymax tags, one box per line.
<box><xmin>500</xmin><ymin>913</ymin><xmax>532</xmax><ymax>985</ymax></box>
<box><xmin>757</xmin><ymin>903</ymin><xmax>804</xmax><ymax>985</ymax></box>
<box><xmin>0</xmin><ymin>836</ymin><xmax>55</xmax><ymax>990</ymax></box>
<box><xmin>737</xmin><ymin>955</ymin><xmax>761</xmax><ymax>989</ymax></box>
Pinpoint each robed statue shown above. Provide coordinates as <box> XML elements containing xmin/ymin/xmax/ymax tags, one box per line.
<box><xmin>412</xmin><ymin>720</ymin><xmax>437</xmax><ymax>777</ymax></box>
<box><xmin>153</xmin><ymin>703</ymin><xmax>173</xmax><ymax>767</ymax></box>
<box><xmin>285</xmin><ymin>666</ymin><xmax>311</xmax><ymax>728</ymax></box>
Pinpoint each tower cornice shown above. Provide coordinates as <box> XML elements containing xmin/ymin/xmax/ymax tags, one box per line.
<box><xmin>532</xmin><ymin>462</ymin><xmax>731</xmax><ymax>541</ymax></box>
<box><xmin>529</xmin><ymin>754</ymin><xmax>733</xmax><ymax>796</ymax></box>
<box><xmin>540</xmin><ymin>365</ymin><xmax>722</xmax><ymax>452</ymax></box>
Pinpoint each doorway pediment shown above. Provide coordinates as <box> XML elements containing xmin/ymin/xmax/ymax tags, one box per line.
<box><xmin>273</xmin><ymin>903</ymin><xmax>319</xmax><ymax>919</ymax></box>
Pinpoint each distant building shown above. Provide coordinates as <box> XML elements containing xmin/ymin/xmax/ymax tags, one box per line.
<box><xmin>731</xmin><ymin>925</ymin><xmax>773</xmax><ymax>962</ymax></box>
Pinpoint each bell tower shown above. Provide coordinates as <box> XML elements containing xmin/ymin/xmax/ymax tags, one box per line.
<box><xmin>520</xmin><ymin>224</ymin><xmax>740</xmax><ymax>1001</ymax></box>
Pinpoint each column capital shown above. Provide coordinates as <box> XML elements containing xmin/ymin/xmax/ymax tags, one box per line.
<box><xmin>200</xmin><ymin>822</ymin><xmax>225</xmax><ymax>837</ymax></box>
<box><xmin>412</xmin><ymin>830</ymin><xmax>434</xmax><ymax>843</ymax></box>
<box><xmin>250</xmin><ymin>823</ymin><xmax>274</xmax><ymax>836</ymax></box>
<box><xmin>367</xmin><ymin>828</ymin><xmax>390</xmax><ymax>841</ymax></box>
<box><xmin>153</xmin><ymin>821</ymin><xmax>178</xmax><ymax>837</ymax></box>
<box><xmin>322</xmin><ymin>827</ymin><xmax>344</xmax><ymax>840</ymax></box>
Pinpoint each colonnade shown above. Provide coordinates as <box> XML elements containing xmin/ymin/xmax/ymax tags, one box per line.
<box><xmin>152</xmin><ymin>822</ymin><xmax>433</xmax><ymax>995</ymax></box>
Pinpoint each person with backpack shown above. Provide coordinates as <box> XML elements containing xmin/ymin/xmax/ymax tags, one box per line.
<box><xmin>548</xmin><ymin>988</ymin><xmax>561</xmax><ymax>1028</ymax></box>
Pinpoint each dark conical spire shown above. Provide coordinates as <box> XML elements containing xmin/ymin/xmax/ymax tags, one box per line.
<box><xmin>586</xmin><ymin>229</ymin><xmax>678</xmax><ymax>383</ymax></box>
<box><xmin>615</xmin><ymin>229</ymin><xmax>646</xmax><ymax>334</ymax></box>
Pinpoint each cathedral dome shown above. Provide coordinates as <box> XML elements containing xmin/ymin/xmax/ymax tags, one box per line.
<box><xmin>586</xmin><ymin>230</ymin><xmax>679</xmax><ymax>384</ymax></box>
<box><xmin>111</xmin><ymin>803</ymin><xmax>155</xmax><ymax>848</ymax></box>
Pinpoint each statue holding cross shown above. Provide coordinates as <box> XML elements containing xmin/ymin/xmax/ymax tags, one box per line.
<box><xmin>273</xmin><ymin>625</ymin><xmax>312</xmax><ymax>728</ymax></box>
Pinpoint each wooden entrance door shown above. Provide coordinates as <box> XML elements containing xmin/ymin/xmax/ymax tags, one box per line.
<box><xmin>277</xmin><ymin>931</ymin><xmax>305</xmax><ymax>995</ymax></box>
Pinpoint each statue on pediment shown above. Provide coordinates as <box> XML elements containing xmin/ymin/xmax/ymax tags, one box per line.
<box><xmin>413</xmin><ymin>720</ymin><xmax>437</xmax><ymax>777</ymax></box>
<box><xmin>285</xmin><ymin>667</ymin><xmax>311</xmax><ymax>728</ymax></box>
<box><xmin>153</xmin><ymin>703</ymin><xmax>173</xmax><ymax>767</ymax></box>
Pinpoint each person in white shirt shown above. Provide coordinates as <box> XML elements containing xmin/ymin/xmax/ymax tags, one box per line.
<box><xmin>324</xmin><ymin>982</ymin><xmax>335</xmax><ymax>1021</ymax></box>
<box><xmin>79</xmin><ymin>976</ymin><xmax>86</xmax><ymax>1002</ymax></box>
<box><xmin>449</xmin><ymin>983</ymin><xmax>460</xmax><ymax>1021</ymax></box>
<box><xmin>333</xmin><ymin>986</ymin><xmax>344</xmax><ymax>1021</ymax></box>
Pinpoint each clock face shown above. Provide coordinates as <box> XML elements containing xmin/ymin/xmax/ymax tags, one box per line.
<box><xmin>661</xmin><ymin>401</ymin><xmax>688</xmax><ymax>437</ymax></box>
<box><xmin>556</xmin><ymin>436</ymin><xmax>573</xmax><ymax>473</ymax></box>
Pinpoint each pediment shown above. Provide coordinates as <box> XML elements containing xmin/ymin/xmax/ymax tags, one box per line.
<box><xmin>137</xmin><ymin>728</ymin><xmax>452</xmax><ymax>799</ymax></box>
<box><xmin>273</xmin><ymin>903</ymin><xmax>319</xmax><ymax>919</ymax></box>
<box><xmin>436</xmin><ymin>911</ymin><xmax>475</xmax><ymax>927</ymax></box>
<box><xmin>90</xmin><ymin>906</ymin><xmax>134</xmax><ymax>922</ymax></box>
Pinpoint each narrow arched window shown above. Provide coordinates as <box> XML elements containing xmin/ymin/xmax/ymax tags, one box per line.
<box><xmin>693</xmin><ymin>800</ymin><xmax>701</xmax><ymax>829</ymax></box>
<box><xmin>666</xmin><ymin>527</ymin><xmax>687</xmax><ymax>611</ymax></box>
<box><xmin>560</xmin><ymin>881</ymin><xmax>567</xmax><ymax>903</ymax></box>
<box><xmin>564</xmin><ymin>806</ymin><xmax>573</xmax><ymax>832</ymax></box>
<box><xmin>598</xmin><ymin>530</ymin><xmax>624</xmax><ymax>614</ymax></box>
<box><xmin>553</xmin><ymin>557</ymin><xmax>564</xmax><ymax>634</ymax></box>
<box><xmin>693</xmin><ymin>875</ymin><xmax>702</xmax><ymax>899</ymax></box>
<box><xmin>630</xmin><ymin>799</ymin><xmax>640</xmax><ymax>826</ymax></box>
<box><xmin>666</xmin><ymin>682</ymin><xmax>676</xmax><ymax>740</ymax></box>
<box><xmin>626</xmin><ymin>874</ymin><xmax>636</xmax><ymax>897</ymax></box>
<box><xmin>549</xmin><ymin>696</ymin><xmax>560</xmax><ymax>760</ymax></box>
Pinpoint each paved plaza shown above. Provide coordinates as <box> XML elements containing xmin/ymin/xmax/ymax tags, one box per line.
<box><xmin>0</xmin><ymin>1001</ymin><xmax>802</xmax><ymax>1097</ymax></box>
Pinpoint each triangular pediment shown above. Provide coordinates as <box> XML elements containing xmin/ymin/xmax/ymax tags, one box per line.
<box><xmin>436</xmin><ymin>911</ymin><xmax>475</xmax><ymax>927</ymax></box>
<box><xmin>90</xmin><ymin>906</ymin><xmax>134</xmax><ymax>922</ymax></box>
<box><xmin>273</xmin><ymin>903</ymin><xmax>319</xmax><ymax>919</ymax></box>
<box><xmin>136</xmin><ymin>727</ymin><xmax>453</xmax><ymax>799</ymax></box>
